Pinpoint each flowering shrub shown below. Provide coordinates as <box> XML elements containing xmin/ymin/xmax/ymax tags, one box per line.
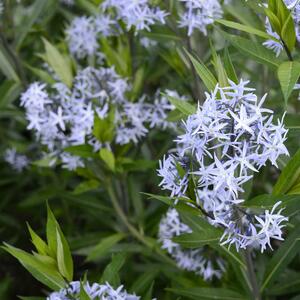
<box><xmin>1</xmin><ymin>0</ymin><xmax>300</xmax><ymax>300</ymax></box>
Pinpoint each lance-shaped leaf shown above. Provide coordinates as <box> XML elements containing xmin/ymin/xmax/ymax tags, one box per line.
<box><xmin>99</xmin><ymin>148</ymin><xmax>116</xmax><ymax>172</ymax></box>
<box><xmin>79</xmin><ymin>281</ymin><xmax>92</xmax><ymax>300</ymax></box>
<box><xmin>185</xmin><ymin>50</ymin><xmax>218</xmax><ymax>92</ymax></box>
<box><xmin>223</xmin><ymin>48</ymin><xmax>238</xmax><ymax>83</ymax></box>
<box><xmin>46</xmin><ymin>203</ymin><xmax>58</xmax><ymax>258</ymax></box>
<box><xmin>222</xmin><ymin>33</ymin><xmax>281</xmax><ymax>69</ymax></box>
<box><xmin>87</xmin><ymin>233</ymin><xmax>126</xmax><ymax>262</ymax></box>
<box><xmin>0</xmin><ymin>45</ymin><xmax>20</xmax><ymax>82</ymax></box>
<box><xmin>173</xmin><ymin>212</ymin><xmax>222</xmax><ymax>248</ymax></box>
<box><xmin>144</xmin><ymin>193</ymin><xmax>200</xmax><ymax>215</ymax></box>
<box><xmin>56</xmin><ymin>227</ymin><xmax>73</xmax><ymax>281</ymax></box>
<box><xmin>130</xmin><ymin>269</ymin><xmax>160</xmax><ymax>295</ymax></box>
<box><xmin>15</xmin><ymin>0</ymin><xmax>48</xmax><ymax>48</ymax></box>
<box><xmin>143</xmin><ymin>282</ymin><xmax>154</xmax><ymax>300</ymax></box>
<box><xmin>273</xmin><ymin>149</ymin><xmax>300</xmax><ymax>195</ymax></box>
<box><xmin>267</xmin><ymin>270</ymin><xmax>300</xmax><ymax>296</ymax></box>
<box><xmin>216</xmin><ymin>19</ymin><xmax>279</xmax><ymax>41</ymax></box>
<box><xmin>2</xmin><ymin>243</ymin><xmax>65</xmax><ymax>291</ymax></box>
<box><xmin>277</xmin><ymin>62</ymin><xmax>300</xmax><ymax>105</ymax></box>
<box><xmin>261</xmin><ymin>226</ymin><xmax>300</xmax><ymax>292</ymax></box>
<box><xmin>243</xmin><ymin>194</ymin><xmax>300</xmax><ymax>217</ymax></box>
<box><xmin>100</xmin><ymin>253</ymin><xmax>127</xmax><ymax>287</ymax></box>
<box><xmin>164</xmin><ymin>93</ymin><xmax>196</xmax><ymax>116</ymax></box>
<box><xmin>42</xmin><ymin>38</ymin><xmax>73</xmax><ymax>87</ymax></box>
<box><xmin>281</xmin><ymin>13</ymin><xmax>296</xmax><ymax>53</ymax></box>
<box><xmin>27</xmin><ymin>223</ymin><xmax>48</xmax><ymax>256</ymax></box>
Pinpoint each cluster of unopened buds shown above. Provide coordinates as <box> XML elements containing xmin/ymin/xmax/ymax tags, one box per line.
<box><xmin>158</xmin><ymin>79</ymin><xmax>289</xmax><ymax>252</ymax></box>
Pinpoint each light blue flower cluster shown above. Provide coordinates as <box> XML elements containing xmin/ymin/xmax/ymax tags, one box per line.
<box><xmin>178</xmin><ymin>0</ymin><xmax>224</xmax><ymax>36</ymax></box>
<box><xmin>159</xmin><ymin>208</ymin><xmax>225</xmax><ymax>280</ymax></box>
<box><xmin>158</xmin><ymin>79</ymin><xmax>289</xmax><ymax>252</ymax></box>
<box><xmin>47</xmin><ymin>281</ymin><xmax>140</xmax><ymax>300</ymax></box>
<box><xmin>20</xmin><ymin>65</ymin><xmax>183</xmax><ymax>170</ymax></box>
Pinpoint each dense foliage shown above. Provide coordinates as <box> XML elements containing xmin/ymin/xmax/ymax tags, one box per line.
<box><xmin>1</xmin><ymin>0</ymin><xmax>300</xmax><ymax>299</ymax></box>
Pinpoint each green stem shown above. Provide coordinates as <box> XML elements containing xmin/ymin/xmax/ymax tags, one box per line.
<box><xmin>281</xmin><ymin>39</ymin><xmax>293</xmax><ymax>61</ymax></box>
<box><xmin>107</xmin><ymin>182</ymin><xmax>176</xmax><ymax>266</ymax></box>
<box><xmin>186</xmin><ymin>36</ymin><xmax>202</xmax><ymax>103</ymax></box>
<box><xmin>244</xmin><ymin>249</ymin><xmax>261</xmax><ymax>300</ymax></box>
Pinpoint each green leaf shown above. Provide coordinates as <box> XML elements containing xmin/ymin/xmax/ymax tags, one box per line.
<box><xmin>216</xmin><ymin>19</ymin><xmax>279</xmax><ymax>41</ymax></box>
<box><xmin>166</xmin><ymin>109</ymin><xmax>185</xmax><ymax>122</ymax></box>
<box><xmin>93</xmin><ymin>112</ymin><xmax>115</xmax><ymax>143</ymax></box>
<box><xmin>0</xmin><ymin>45</ymin><xmax>20</xmax><ymax>81</ymax></box>
<box><xmin>73</xmin><ymin>180</ymin><xmax>100</xmax><ymax>195</ymax></box>
<box><xmin>225</xmin><ymin>1</ymin><xmax>263</xmax><ymax>29</ymax></box>
<box><xmin>261</xmin><ymin>226</ymin><xmax>300</xmax><ymax>292</ymax></box>
<box><xmin>79</xmin><ymin>281</ymin><xmax>92</xmax><ymax>300</ymax></box>
<box><xmin>25</xmin><ymin>64</ymin><xmax>56</xmax><ymax>85</ymax></box>
<box><xmin>99</xmin><ymin>148</ymin><xmax>115</xmax><ymax>172</ymax></box>
<box><xmin>87</xmin><ymin>233</ymin><xmax>126</xmax><ymax>262</ymax></box>
<box><xmin>164</xmin><ymin>93</ymin><xmax>196</xmax><ymax>116</ymax></box>
<box><xmin>284</xmin><ymin>113</ymin><xmax>300</xmax><ymax>129</ymax></box>
<box><xmin>244</xmin><ymin>194</ymin><xmax>300</xmax><ymax>217</ymax></box>
<box><xmin>265</xmin><ymin>8</ymin><xmax>282</xmax><ymax>34</ymax></box>
<box><xmin>213</xmin><ymin>244</ymin><xmax>247</xmax><ymax>270</ymax></box>
<box><xmin>143</xmin><ymin>281</ymin><xmax>154</xmax><ymax>300</ymax></box>
<box><xmin>277</xmin><ymin>62</ymin><xmax>300</xmax><ymax>104</ymax></box>
<box><xmin>281</xmin><ymin>13</ymin><xmax>296</xmax><ymax>52</ymax></box>
<box><xmin>100</xmin><ymin>38</ymin><xmax>130</xmax><ymax>77</ymax></box>
<box><xmin>211</xmin><ymin>52</ymin><xmax>229</xmax><ymax>87</ymax></box>
<box><xmin>185</xmin><ymin>50</ymin><xmax>218</xmax><ymax>92</ymax></box>
<box><xmin>143</xmin><ymin>193</ymin><xmax>200</xmax><ymax>215</ymax></box>
<box><xmin>15</xmin><ymin>0</ymin><xmax>48</xmax><ymax>48</ymax></box>
<box><xmin>46</xmin><ymin>204</ymin><xmax>58</xmax><ymax>258</ymax></box>
<box><xmin>173</xmin><ymin>212</ymin><xmax>222</xmax><ymax>248</ymax></box>
<box><xmin>131</xmin><ymin>67</ymin><xmax>144</xmax><ymax>99</ymax></box>
<box><xmin>46</xmin><ymin>202</ymin><xmax>58</xmax><ymax>259</ymax></box>
<box><xmin>42</xmin><ymin>38</ymin><xmax>73</xmax><ymax>87</ymax></box>
<box><xmin>267</xmin><ymin>270</ymin><xmax>300</xmax><ymax>296</ymax></box>
<box><xmin>2</xmin><ymin>243</ymin><xmax>65</xmax><ymax>291</ymax></box>
<box><xmin>56</xmin><ymin>227</ymin><xmax>73</xmax><ymax>281</ymax></box>
<box><xmin>173</xmin><ymin>232</ymin><xmax>220</xmax><ymax>248</ymax></box>
<box><xmin>0</xmin><ymin>80</ymin><xmax>22</xmax><ymax>108</ymax></box>
<box><xmin>141</xmin><ymin>32</ymin><xmax>181</xmax><ymax>42</ymax></box>
<box><xmin>76</xmin><ymin>0</ymin><xmax>98</xmax><ymax>14</ymax></box>
<box><xmin>273</xmin><ymin>149</ymin><xmax>300</xmax><ymax>195</ymax></box>
<box><xmin>27</xmin><ymin>223</ymin><xmax>48</xmax><ymax>256</ymax></box>
<box><xmin>119</xmin><ymin>159</ymin><xmax>156</xmax><ymax>172</ymax></box>
<box><xmin>64</xmin><ymin>145</ymin><xmax>96</xmax><ymax>159</ymax></box>
<box><xmin>32</xmin><ymin>253</ymin><xmax>56</xmax><ymax>268</ymax></box>
<box><xmin>167</xmin><ymin>287</ymin><xmax>245</xmax><ymax>300</ymax></box>
<box><xmin>100</xmin><ymin>253</ymin><xmax>127</xmax><ymax>287</ymax></box>
<box><xmin>223</xmin><ymin>48</ymin><xmax>238</xmax><ymax>83</ymax></box>
<box><xmin>130</xmin><ymin>269</ymin><xmax>159</xmax><ymax>295</ymax></box>
<box><xmin>222</xmin><ymin>33</ymin><xmax>281</xmax><ymax>68</ymax></box>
